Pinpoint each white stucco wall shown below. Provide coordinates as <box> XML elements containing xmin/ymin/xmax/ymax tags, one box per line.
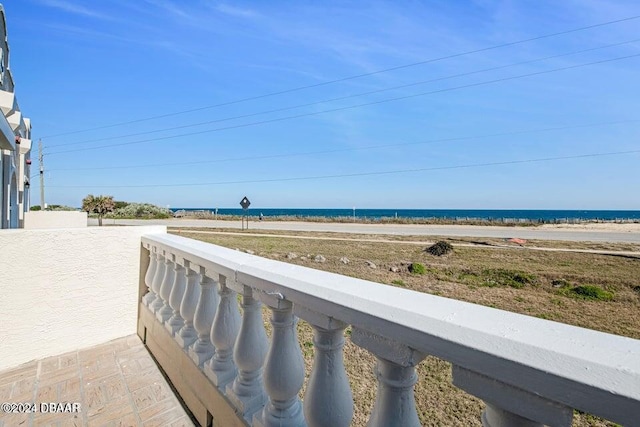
<box><xmin>24</xmin><ymin>211</ymin><xmax>88</xmax><ymax>229</ymax></box>
<box><xmin>0</xmin><ymin>225</ymin><xmax>166</xmax><ymax>371</ymax></box>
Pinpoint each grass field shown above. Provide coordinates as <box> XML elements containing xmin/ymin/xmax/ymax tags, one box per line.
<box><xmin>171</xmin><ymin>228</ymin><xmax>639</xmax><ymax>426</ymax></box>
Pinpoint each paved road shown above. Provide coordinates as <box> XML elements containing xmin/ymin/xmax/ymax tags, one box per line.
<box><xmin>174</xmin><ymin>229</ymin><xmax>640</xmax><ymax>257</ymax></box>
<box><xmin>90</xmin><ymin>218</ymin><xmax>640</xmax><ymax>243</ymax></box>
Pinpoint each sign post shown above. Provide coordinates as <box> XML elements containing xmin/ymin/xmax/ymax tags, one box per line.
<box><xmin>240</xmin><ymin>196</ymin><xmax>251</xmax><ymax>230</ymax></box>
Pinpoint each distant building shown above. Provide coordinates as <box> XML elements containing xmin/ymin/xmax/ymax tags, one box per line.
<box><xmin>0</xmin><ymin>4</ymin><xmax>32</xmax><ymax>228</ymax></box>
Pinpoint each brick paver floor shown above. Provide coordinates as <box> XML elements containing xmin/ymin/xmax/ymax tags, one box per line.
<box><xmin>0</xmin><ymin>335</ymin><xmax>195</xmax><ymax>426</ymax></box>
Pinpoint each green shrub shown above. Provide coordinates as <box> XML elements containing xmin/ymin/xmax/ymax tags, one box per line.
<box><xmin>426</xmin><ymin>241</ymin><xmax>454</xmax><ymax>256</ymax></box>
<box><xmin>47</xmin><ymin>205</ymin><xmax>77</xmax><ymax>211</ymax></box>
<box><xmin>457</xmin><ymin>270</ymin><xmax>479</xmax><ymax>284</ymax></box>
<box><xmin>409</xmin><ymin>263</ymin><xmax>426</xmax><ymax>275</ymax></box>
<box><xmin>30</xmin><ymin>205</ymin><xmax>41</xmax><ymax>211</ymax></box>
<box><xmin>391</xmin><ymin>279</ymin><xmax>406</xmax><ymax>287</ymax></box>
<box><xmin>481</xmin><ymin>269</ymin><xmax>535</xmax><ymax>288</ymax></box>
<box><xmin>570</xmin><ymin>285</ymin><xmax>613</xmax><ymax>301</ymax></box>
<box><xmin>107</xmin><ymin>203</ymin><xmax>171</xmax><ymax>219</ymax></box>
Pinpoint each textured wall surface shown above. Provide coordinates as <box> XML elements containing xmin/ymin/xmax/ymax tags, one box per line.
<box><xmin>24</xmin><ymin>211</ymin><xmax>88</xmax><ymax>229</ymax></box>
<box><xmin>0</xmin><ymin>225</ymin><xmax>166</xmax><ymax>371</ymax></box>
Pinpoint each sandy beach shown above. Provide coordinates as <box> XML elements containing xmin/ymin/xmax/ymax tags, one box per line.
<box><xmin>541</xmin><ymin>222</ymin><xmax>640</xmax><ymax>232</ymax></box>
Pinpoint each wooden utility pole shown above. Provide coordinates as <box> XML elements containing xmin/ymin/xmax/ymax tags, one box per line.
<box><xmin>38</xmin><ymin>139</ymin><xmax>44</xmax><ymax>209</ymax></box>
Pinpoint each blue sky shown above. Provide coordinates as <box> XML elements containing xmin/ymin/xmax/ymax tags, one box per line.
<box><xmin>5</xmin><ymin>0</ymin><xmax>640</xmax><ymax>209</ymax></box>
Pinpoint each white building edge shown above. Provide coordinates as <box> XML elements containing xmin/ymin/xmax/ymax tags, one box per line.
<box><xmin>0</xmin><ymin>4</ymin><xmax>31</xmax><ymax>229</ymax></box>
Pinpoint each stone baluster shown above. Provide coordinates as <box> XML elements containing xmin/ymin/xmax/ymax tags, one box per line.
<box><xmin>351</xmin><ymin>328</ymin><xmax>426</xmax><ymax>427</ymax></box>
<box><xmin>188</xmin><ymin>267</ymin><xmax>218</xmax><ymax>367</ymax></box>
<box><xmin>142</xmin><ymin>245</ymin><xmax>158</xmax><ymax>307</ymax></box>
<box><xmin>156</xmin><ymin>253</ymin><xmax>176</xmax><ymax>323</ymax></box>
<box><xmin>451</xmin><ymin>365</ymin><xmax>573</xmax><ymax>427</ymax></box>
<box><xmin>205</xmin><ymin>275</ymin><xmax>241</xmax><ymax>389</ymax></box>
<box><xmin>175</xmin><ymin>260</ymin><xmax>200</xmax><ymax>349</ymax></box>
<box><xmin>149</xmin><ymin>250</ymin><xmax>167</xmax><ymax>313</ymax></box>
<box><xmin>295</xmin><ymin>306</ymin><xmax>353</xmax><ymax>427</ymax></box>
<box><xmin>226</xmin><ymin>285</ymin><xmax>269</xmax><ymax>422</ymax></box>
<box><xmin>165</xmin><ymin>257</ymin><xmax>187</xmax><ymax>336</ymax></box>
<box><xmin>253</xmin><ymin>296</ymin><xmax>306</xmax><ymax>427</ymax></box>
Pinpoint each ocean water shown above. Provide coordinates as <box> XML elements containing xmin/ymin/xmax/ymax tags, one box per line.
<box><xmin>170</xmin><ymin>208</ymin><xmax>640</xmax><ymax>221</ymax></box>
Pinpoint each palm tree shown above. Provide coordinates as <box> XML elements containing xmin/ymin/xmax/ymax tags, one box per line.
<box><xmin>82</xmin><ymin>194</ymin><xmax>115</xmax><ymax>226</ymax></box>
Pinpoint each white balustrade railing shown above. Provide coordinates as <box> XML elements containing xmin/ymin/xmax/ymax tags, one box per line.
<box><xmin>226</xmin><ymin>285</ymin><xmax>268</xmax><ymax>421</ymax></box>
<box><xmin>148</xmin><ymin>249</ymin><xmax>166</xmax><ymax>313</ymax></box>
<box><xmin>189</xmin><ymin>266</ymin><xmax>218</xmax><ymax>367</ymax></box>
<box><xmin>156</xmin><ymin>253</ymin><xmax>176</xmax><ymax>323</ymax></box>
<box><xmin>351</xmin><ymin>328</ymin><xmax>426</xmax><ymax>427</ymax></box>
<box><xmin>204</xmin><ymin>275</ymin><xmax>242</xmax><ymax>388</ymax></box>
<box><xmin>295</xmin><ymin>306</ymin><xmax>352</xmax><ymax>427</ymax></box>
<box><xmin>166</xmin><ymin>256</ymin><xmax>186</xmax><ymax>336</ymax></box>
<box><xmin>142</xmin><ymin>246</ymin><xmax>158</xmax><ymax>307</ymax></box>
<box><xmin>254</xmin><ymin>297</ymin><xmax>306</xmax><ymax>427</ymax></box>
<box><xmin>140</xmin><ymin>233</ymin><xmax>640</xmax><ymax>427</ymax></box>
<box><xmin>175</xmin><ymin>259</ymin><xmax>200</xmax><ymax>349</ymax></box>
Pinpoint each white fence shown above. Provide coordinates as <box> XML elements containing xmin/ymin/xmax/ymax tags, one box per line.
<box><xmin>141</xmin><ymin>232</ymin><xmax>640</xmax><ymax>426</ymax></box>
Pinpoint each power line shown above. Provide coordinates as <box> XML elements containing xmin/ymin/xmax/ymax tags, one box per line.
<box><xmin>40</xmin><ymin>14</ymin><xmax>640</xmax><ymax>140</ymax></box>
<box><xmin>45</xmin><ymin>52</ymin><xmax>640</xmax><ymax>156</ymax></box>
<box><xmin>44</xmin><ymin>119</ymin><xmax>640</xmax><ymax>172</ymax></box>
<box><xmin>45</xmin><ymin>38</ymin><xmax>640</xmax><ymax>150</ymax></box>
<box><xmin>45</xmin><ymin>149</ymin><xmax>640</xmax><ymax>188</ymax></box>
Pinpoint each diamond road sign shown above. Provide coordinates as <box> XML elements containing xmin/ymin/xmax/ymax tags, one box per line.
<box><xmin>240</xmin><ymin>197</ymin><xmax>251</xmax><ymax>210</ymax></box>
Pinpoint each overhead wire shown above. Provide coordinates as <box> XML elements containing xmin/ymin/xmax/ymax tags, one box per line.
<box><xmin>39</xmin><ymin>14</ymin><xmax>640</xmax><ymax>140</ymax></box>
<box><xmin>44</xmin><ymin>119</ymin><xmax>640</xmax><ymax>172</ymax></box>
<box><xmin>44</xmin><ymin>37</ymin><xmax>640</xmax><ymax>150</ymax></box>
<box><xmin>45</xmin><ymin>149</ymin><xmax>640</xmax><ymax>188</ymax></box>
<box><xmin>44</xmin><ymin>52</ymin><xmax>640</xmax><ymax>156</ymax></box>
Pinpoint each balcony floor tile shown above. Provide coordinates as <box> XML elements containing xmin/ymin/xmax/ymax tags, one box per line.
<box><xmin>0</xmin><ymin>335</ymin><xmax>195</xmax><ymax>427</ymax></box>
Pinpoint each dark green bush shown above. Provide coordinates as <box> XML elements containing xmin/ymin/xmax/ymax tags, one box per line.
<box><xmin>426</xmin><ymin>241</ymin><xmax>454</xmax><ymax>256</ymax></box>
<box><xmin>481</xmin><ymin>269</ymin><xmax>535</xmax><ymax>288</ymax></box>
<box><xmin>570</xmin><ymin>285</ymin><xmax>613</xmax><ymax>301</ymax></box>
<box><xmin>409</xmin><ymin>263</ymin><xmax>426</xmax><ymax>275</ymax></box>
<box><xmin>107</xmin><ymin>203</ymin><xmax>171</xmax><ymax>219</ymax></box>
